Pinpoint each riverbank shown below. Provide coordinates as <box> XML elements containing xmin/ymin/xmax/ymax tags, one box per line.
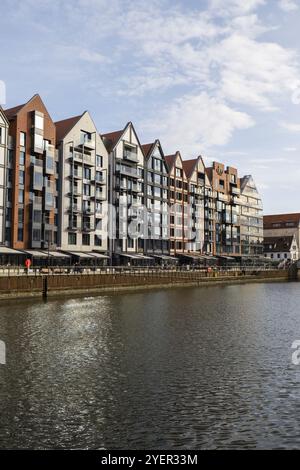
<box><xmin>0</xmin><ymin>268</ymin><xmax>296</xmax><ymax>300</ymax></box>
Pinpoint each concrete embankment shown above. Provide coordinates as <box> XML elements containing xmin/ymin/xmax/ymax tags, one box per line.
<box><xmin>0</xmin><ymin>269</ymin><xmax>296</xmax><ymax>301</ymax></box>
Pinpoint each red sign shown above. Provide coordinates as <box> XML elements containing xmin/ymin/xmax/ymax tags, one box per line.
<box><xmin>25</xmin><ymin>259</ymin><xmax>31</xmax><ymax>269</ymax></box>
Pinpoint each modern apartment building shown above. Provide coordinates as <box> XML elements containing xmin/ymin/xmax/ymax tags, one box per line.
<box><xmin>239</xmin><ymin>175</ymin><xmax>263</xmax><ymax>256</ymax></box>
<box><xmin>205</xmin><ymin>162</ymin><xmax>241</xmax><ymax>256</ymax></box>
<box><xmin>142</xmin><ymin>140</ymin><xmax>170</xmax><ymax>256</ymax></box>
<box><xmin>4</xmin><ymin>94</ymin><xmax>58</xmax><ymax>250</ymax></box>
<box><xmin>165</xmin><ymin>152</ymin><xmax>189</xmax><ymax>255</ymax></box>
<box><xmin>182</xmin><ymin>157</ymin><xmax>205</xmax><ymax>253</ymax></box>
<box><xmin>55</xmin><ymin>111</ymin><xmax>108</xmax><ymax>254</ymax></box>
<box><xmin>102</xmin><ymin>122</ymin><xmax>145</xmax><ymax>264</ymax></box>
<box><xmin>0</xmin><ymin>106</ymin><xmax>8</xmax><ymax>244</ymax></box>
<box><xmin>264</xmin><ymin>213</ymin><xmax>300</xmax><ymax>248</ymax></box>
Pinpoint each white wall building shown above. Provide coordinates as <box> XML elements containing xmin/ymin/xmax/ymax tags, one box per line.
<box><xmin>56</xmin><ymin>111</ymin><xmax>108</xmax><ymax>255</ymax></box>
<box><xmin>264</xmin><ymin>235</ymin><xmax>299</xmax><ymax>262</ymax></box>
<box><xmin>102</xmin><ymin>122</ymin><xmax>145</xmax><ymax>262</ymax></box>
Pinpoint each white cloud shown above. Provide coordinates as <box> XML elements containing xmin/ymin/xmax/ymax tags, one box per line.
<box><xmin>143</xmin><ymin>92</ymin><xmax>254</xmax><ymax>155</ymax></box>
<box><xmin>209</xmin><ymin>0</ymin><xmax>266</xmax><ymax>16</ymax></box>
<box><xmin>280</xmin><ymin>121</ymin><xmax>300</xmax><ymax>132</ymax></box>
<box><xmin>278</xmin><ymin>0</ymin><xmax>298</xmax><ymax>12</ymax></box>
<box><xmin>283</xmin><ymin>147</ymin><xmax>297</xmax><ymax>151</ymax></box>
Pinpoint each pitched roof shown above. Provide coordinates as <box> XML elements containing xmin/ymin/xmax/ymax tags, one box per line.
<box><xmin>141</xmin><ymin>142</ymin><xmax>155</xmax><ymax>158</ymax></box>
<box><xmin>182</xmin><ymin>158</ymin><xmax>198</xmax><ymax>178</ymax></box>
<box><xmin>264</xmin><ymin>213</ymin><xmax>300</xmax><ymax>229</ymax></box>
<box><xmin>4</xmin><ymin>103</ymin><xmax>26</xmax><ymax>120</ymax></box>
<box><xmin>263</xmin><ymin>236</ymin><xmax>295</xmax><ymax>253</ymax></box>
<box><xmin>101</xmin><ymin>129</ymin><xmax>124</xmax><ymax>153</ymax></box>
<box><xmin>4</xmin><ymin>93</ymin><xmax>42</xmax><ymax>120</ymax></box>
<box><xmin>165</xmin><ymin>154</ymin><xmax>176</xmax><ymax>170</ymax></box>
<box><xmin>55</xmin><ymin>114</ymin><xmax>83</xmax><ymax>142</ymax></box>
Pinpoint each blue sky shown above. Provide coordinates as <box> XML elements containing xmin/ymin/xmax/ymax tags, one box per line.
<box><xmin>1</xmin><ymin>0</ymin><xmax>300</xmax><ymax>214</ymax></box>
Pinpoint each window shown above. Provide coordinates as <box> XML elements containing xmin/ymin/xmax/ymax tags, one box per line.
<box><xmin>45</xmin><ymin>192</ymin><xmax>53</xmax><ymax>207</ymax></box>
<box><xmin>96</xmin><ymin>155</ymin><xmax>103</xmax><ymax>167</ymax></box>
<box><xmin>34</xmin><ymin>134</ymin><xmax>44</xmax><ymax>150</ymax></box>
<box><xmin>35</xmin><ymin>114</ymin><xmax>44</xmax><ymax>131</ymax></box>
<box><xmin>18</xmin><ymin>190</ymin><xmax>24</xmax><ymax>204</ymax></box>
<box><xmin>96</xmin><ymin>171</ymin><xmax>103</xmax><ymax>182</ymax></box>
<box><xmin>95</xmin><ymin>235</ymin><xmax>102</xmax><ymax>246</ymax></box>
<box><xmin>33</xmin><ymin>171</ymin><xmax>43</xmax><ymax>189</ymax></box>
<box><xmin>20</xmin><ymin>132</ymin><xmax>26</xmax><ymax>147</ymax></box>
<box><xmin>82</xmin><ymin>234</ymin><xmax>90</xmax><ymax>246</ymax></box>
<box><xmin>17</xmin><ymin>228</ymin><xmax>23</xmax><ymax>242</ymax></box>
<box><xmin>33</xmin><ymin>210</ymin><xmax>42</xmax><ymax>224</ymax></box>
<box><xmin>33</xmin><ymin>229</ymin><xmax>41</xmax><ymax>242</ymax></box>
<box><xmin>18</xmin><ymin>208</ymin><xmax>24</xmax><ymax>225</ymax></box>
<box><xmin>83</xmin><ymin>184</ymin><xmax>91</xmax><ymax>196</ymax></box>
<box><xmin>19</xmin><ymin>151</ymin><xmax>25</xmax><ymax>166</ymax></box>
<box><xmin>0</xmin><ymin>127</ymin><xmax>4</xmax><ymax>145</ymax></box>
<box><xmin>68</xmin><ymin>233</ymin><xmax>77</xmax><ymax>245</ymax></box>
<box><xmin>7</xmin><ymin>149</ymin><xmax>13</xmax><ymax>165</ymax></box>
<box><xmin>83</xmin><ymin>167</ymin><xmax>91</xmax><ymax>180</ymax></box>
<box><xmin>19</xmin><ymin>170</ymin><xmax>25</xmax><ymax>185</ymax></box>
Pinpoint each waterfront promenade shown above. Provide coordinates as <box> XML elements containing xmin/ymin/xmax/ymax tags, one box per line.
<box><xmin>0</xmin><ymin>265</ymin><xmax>295</xmax><ymax>300</ymax></box>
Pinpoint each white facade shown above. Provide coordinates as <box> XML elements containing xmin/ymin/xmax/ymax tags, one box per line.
<box><xmin>105</xmin><ymin>122</ymin><xmax>145</xmax><ymax>256</ymax></box>
<box><xmin>0</xmin><ymin>107</ymin><xmax>8</xmax><ymax>244</ymax></box>
<box><xmin>186</xmin><ymin>157</ymin><xmax>205</xmax><ymax>253</ymax></box>
<box><xmin>264</xmin><ymin>235</ymin><xmax>299</xmax><ymax>261</ymax></box>
<box><xmin>57</xmin><ymin>111</ymin><xmax>108</xmax><ymax>252</ymax></box>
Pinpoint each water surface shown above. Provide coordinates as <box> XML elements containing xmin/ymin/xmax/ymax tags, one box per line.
<box><xmin>0</xmin><ymin>282</ymin><xmax>300</xmax><ymax>449</ymax></box>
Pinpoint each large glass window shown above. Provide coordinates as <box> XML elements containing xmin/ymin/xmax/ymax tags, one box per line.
<box><xmin>19</xmin><ymin>170</ymin><xmax>25</xmax><ymax>185</ymax></box>
<box><xmin>18</xmin><ymin>189</ymin><xmax>24</xmax><ymax>204</ymax></box>
<box><xmin>19</xmin><ymin>151</ymin><xmax>25</xmax><ymax>166</ymax></box>
<box><xmin>20</xmin><ymin>132</ymin><xmax>26</xmax><ymax>147</ymax></box>
<box><xmin>35</xmin><ymin>114</ymin><xmax>44</xmax><ymax>131</ymax></box>
<box><xmin>68</xmin><ymin>233</ymin><xmax>77</xmax><ymax>245</ymax></box>
<box><xmin>82</xmin><ymin>234</ymin><xmax>90</xmax><ymax>246</ymax></box>
<box><xmin>96</xmin><ymin>155</ymin><xmax>103</xmax><ymax>167</ymax></box>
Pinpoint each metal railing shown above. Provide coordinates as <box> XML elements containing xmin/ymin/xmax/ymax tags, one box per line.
<box><xmin>0</xmin><ymin>264</ymin><xmax>283</xmax><ymax>278</ymax></box>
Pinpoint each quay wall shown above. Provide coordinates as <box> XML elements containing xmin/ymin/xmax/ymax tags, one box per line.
<box><xmin>0</xmin><ymin>269</ymin><xmax>294</xmax><ymax>301</ymax></box>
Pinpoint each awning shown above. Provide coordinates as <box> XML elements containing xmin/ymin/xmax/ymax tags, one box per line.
<box><xmin>90</xmin><ymin>252</ymin><xmax>110</xmax><ymax>259</ymax></box>
<box><xmin>152</xmin><ymin>255</ymin><xmax>178</xmax><ymax>261</ymax></box>
<box><xmin>216</xmin><ymin>255</ymin><xmax>236</xmax><ymax>260</ymax></box>
<box><xmin>67</xmin><ymin>251</ymin><xmax>95</xmax><ymax>259</ymax></box>
<box><xmin>135</xmin><ymin>254</ymin><xmax>154</xmax><ymax>260</ymax></box>
<box><xmin>119</xmin><ymin>253</ymin><xmax>142</xmax><ymax>259</ymax></box>
<box><xmin>0</xmin><ymin>246</ymin><xmax>24</xmax><ymax>254</ymax></box>
<box><xmin>179</xmin><ymin>253</ymin><xmax>206</xmax><ymax>260</ymax></box>
<box><xmin>23</xmin><ymin>250</ymin><xmax>49</xmax><ymax>258</ymax></box>
<box><xmin>46</xmin><ymin>251</ymin><xmax>71</xmax><ymax>258</ymax></box>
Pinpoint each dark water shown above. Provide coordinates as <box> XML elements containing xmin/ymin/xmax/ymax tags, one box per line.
<box><xmin>0</xmin><ymin>282</ymin><xmax>300</xmax><ymax>449</ymax></box>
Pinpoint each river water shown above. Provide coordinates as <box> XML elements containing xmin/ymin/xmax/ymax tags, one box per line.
<box><xmin>0</xmin><ymin>282</ymin><xmax>300</xmax><ymax>449</ymax></box>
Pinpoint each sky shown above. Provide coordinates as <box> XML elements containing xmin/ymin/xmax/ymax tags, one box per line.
<box><xmin>1</xmin><ymin>0</ymin><xmax>300</xmax><ymax>214</ymax></box>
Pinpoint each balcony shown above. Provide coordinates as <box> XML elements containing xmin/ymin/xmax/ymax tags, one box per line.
<box><xmin>218</xmin><ymin>192</ymin><xmax>228</xmax><ymax>202</ymax></box>
<box><xmin>116</xmin><ymin>164</ymin><xmax>139</xmax><ymax>179</ymax></box>
<box><xmin>68</xmin><ymin>204</ymin><xmax>81</xmax><ymax>213</ymax></box>
<box><xmin>231</xmin><ymin>187</ymin><xmax>240</xmax><ymax>195</ymax></box>
<box><xmin>68</xmin><ymin>224</ymin><xmax>79</xmax><ymax>232</ymax></box>
<box><xmin>124</xmin><ymin>148</ymin><xmax>138</xmax><ymax>163</ymax></box>
<box><xmin>68</xmin><ymin>188</ymin><xmax>81</xmax><ymax>197</ymax></box>
<box><xmin>92</xmin><ymin>192</ymin><xmax>106</xmax><ymax>201</ymax></box>
<box><xmin>68</xmin><ymin>169</ymin><xmax>82</xmax><ymax>179</ymax></box>
<box><xmin>69</xmin><ymin>152</ymin><xmax>94</xmax><ymax>166</ymax></box>
<box><xmin>82</xmin><ymin>224</ymin><xmax>95</xmax><ymax>232</ymax></box>
<box><xmin>75</xmin><ymin>136</ymin><xmax>95</xmax><ymax>150</ymax></box>
<box><xmin>95</xmin><ymin>174</ymin><xmax>106</xmax><ymax>185</ymax></box>
<box><xmin>83</xmin><ymin>207</ymin><xmax>95</xmax><ymax>215</ymax></box>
